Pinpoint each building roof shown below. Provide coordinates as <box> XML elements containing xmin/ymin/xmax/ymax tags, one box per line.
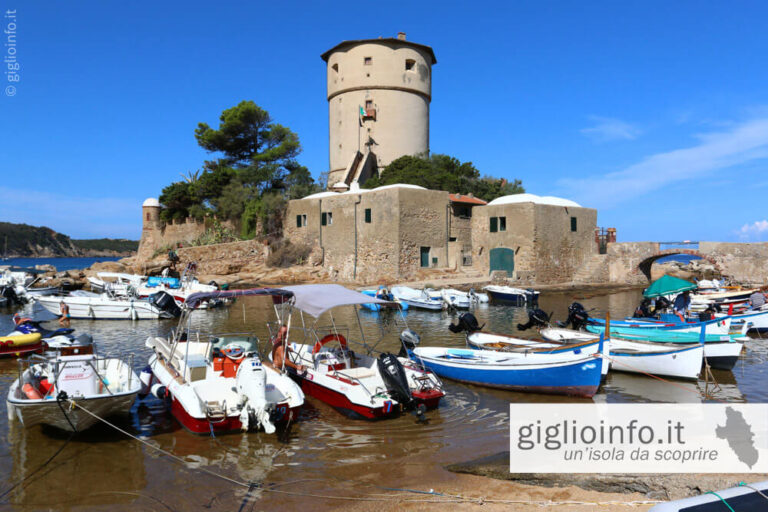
<box><xmin>301</xmin><ymin>183</ymin><xmax>428</xmax><ymax>201</ymax></box>
<box><xmin>142</xmin><ymin>198</ymin><xmax>160</xmax><ymax>207</ymax></box>
<box><xmin>487</xmin><ymin>193</ymin><xmax>583</xmax><ymax>208</ymax></box>
<box><xmin>321</xmin><ymin>38</ymin><xmax>437</xmax><ymax>64</ymax></box>
<box><xmin>449</xmin><ymin>193</ymin><xmax>487</xmax><ymax>206</ymax></box>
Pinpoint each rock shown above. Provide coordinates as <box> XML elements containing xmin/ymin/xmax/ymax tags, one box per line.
<box><xmin>34</xmin><ymin>264</ymin><xmax>57</xmax><ymax>273</ymax></box>
<box><xmin>89</xmin><ymin>261</ymin><xmax>127</xmax><ymax>273</ymax></box>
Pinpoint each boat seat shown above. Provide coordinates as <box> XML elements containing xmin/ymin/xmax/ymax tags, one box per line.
<box><xmin>336</xmin><ymin>367</ymin><xmax>377</xmax><ymax>380</ymax></box>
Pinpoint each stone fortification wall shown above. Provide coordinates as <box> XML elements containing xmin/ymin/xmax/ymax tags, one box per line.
<box><xmin>532</xmin><ymin>205</ymin><xmax>597</xmax><ymax>284</ymax></box>
<box><xmin>137</xmin><ymin>217</ymin><xmax>239</xmax><ymax>261</ymax></box>
<box><xmin>604</xmin><ymin>242</ymin><xmax>660</xmax><ymax>285</ymax></box>
<box><xmin>699</xmin><ymin>242</ymin><xmax>768</xmax><ymax>285</ymax></box>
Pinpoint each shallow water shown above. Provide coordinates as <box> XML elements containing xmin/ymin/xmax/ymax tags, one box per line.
<box><xmin>0</xmin><ymin>288</ymin><xmax>762</xmax><ymax>510</ymax></box>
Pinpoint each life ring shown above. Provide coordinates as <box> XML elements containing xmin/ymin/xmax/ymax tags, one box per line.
<box><xmin>312</xmin><ymin>334</ymin><xmax>347</xmax><ymax>354</ymax></box>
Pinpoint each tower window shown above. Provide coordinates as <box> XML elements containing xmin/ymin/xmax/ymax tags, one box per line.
<box><xmin>405</xmin><ymin>59</ymin><xmax>415</xmax><ymax>70</ymax></box>
<box><xmin>331</xmin><ymin>63</ymin><xmax>339</xmax><ymax>73</ymax></box>
<box><xmin>296</xmin><ymin>214</ymin><xmax>307</xmax><ymax>228</ymax></box>
<box><xmin>146</xmin><ymin>213</ymin><xmax>150</xmax><ymax>220</ymax></box>
<box><xmin>364</xmin><ymin>56</ymin><xmax>372</xmax><ymax>65</ymax></box>
<box><xmin>571</xmin><ymin>217</ymin><xmax>577</xmax><ymax>232</ymax></box>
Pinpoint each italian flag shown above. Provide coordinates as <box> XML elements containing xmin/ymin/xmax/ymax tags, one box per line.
<box><xmin>359</xmin><ymin>106</ymin><xmax>365</xmax><ymax>117</ymax></box>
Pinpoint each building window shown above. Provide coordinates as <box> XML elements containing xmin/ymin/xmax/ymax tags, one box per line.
<box><xmin>296</xmin><ymin>214</ymin><xmax>307</xmax><ymax>228</ymax></box>
<box><xmin>490</xmin><ymin>217</ymin><xmax>498</xmax><ymax>233</ymax></box>
<box><xmin>420</xmin><ymin>247</ymin><xmax>430</xmax><ymax>268</ymax></box>
<box><xmin>322</xmin><ymin>212</ymin><xmax>333</xmax><ymax>226</ymax></box>
<box><xmin>331</xmin><ymin>63</ymin><xmax>339</xmax><ymax>73</ymax></box>
<box><xmin>571</xmin><ymin>216</ymin><xmax>577</xmax><ymax>232</ymax></box>
<box><xmin>146</xmin><ymin>213</ymin><xmax>150</xmax><ymax>220</ymax></box>
<box><xmin>364</xmin><ymin>56</ymin><xmax>372</xmax><ymax>65</ymax></box>
<box><xmin>365</xmin><ymin>99</ymin><xmax>373</xmax><ymax>110</ymax></box>
<box><xmin>405</xmin><ymin>59</ymin><xmax>415</xmax><ymax>71</ymax></box>
<box><xmin>364</xmin><ymin>208</ymin><xmax>371</xmax><ymax>223</ymax></box>
<box><xmin>454</xmin><ymin>205</ymin><xmax>471</xmax><ymax>218</ymax></box>
<box><xmin>499</xmin><ymin>216</ymin><xmax>506</xmax><ymax>232</ymax></box>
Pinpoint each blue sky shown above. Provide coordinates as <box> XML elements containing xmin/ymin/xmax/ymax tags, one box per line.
<box><xmin>2</xmin><ymin>1</ymin><xmax>768</xmax><ymax>241</ymax></box>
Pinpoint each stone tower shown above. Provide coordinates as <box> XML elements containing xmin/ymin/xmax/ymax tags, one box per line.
<box><xmin>137</xmin><ymin>197</ymin><xmax>162</xmax><ymax>260</ymax></box>
<box><xmin>321</xmin><ymin>32</ymin><xmax>437</xmax><ymax>188</ymax></box>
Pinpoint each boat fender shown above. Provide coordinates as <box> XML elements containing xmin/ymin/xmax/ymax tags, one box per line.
<box><xmin>138</xmin><ymin>366</ymin><xmax>153</xmax><ymax>397</ymax></box>
<box><xmin>22</xmin><ymin>383</ymin><xmax>42</xmax><ymax>400</ymax></box>
<box><xmin>150</xmin><ymin>383</ymin><xmax>167</xmax><ymax>400</ymax></box>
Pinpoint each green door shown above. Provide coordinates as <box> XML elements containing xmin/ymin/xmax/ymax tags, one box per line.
<box><xmin>420</xmin><ymin>247</ymin><xmax>430</xmax><ymax>268</ymax></box>
<box><xmin>489</xmin><ymin>247</ymin><xmax>514</xmax><ymax>274</ymax></box>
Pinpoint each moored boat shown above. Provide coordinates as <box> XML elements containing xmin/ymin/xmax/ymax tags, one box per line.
<box><xmin>411</xmin><ymin>345</ymin><xmax>603</xmax><ymax>398</ymax></box>
<box><xmin>277</xmin><ymin>284</ymin><xmax>445</xmax><ymax>420</ymax></box>
<box><xmin>35</xmin><ymin>291</ymin><xmax>181</xmax><ymax>320</ymax></box>
<box><xmin>391</xmin><ymin>286</ymin><xmax>443</xmax><ymax>310</ymax></box>
<box><xmin>6</xmin><ymin>334</ymin><xmax>141</xmax><ymax>431</ymax></box>
<box><xmin>482</xmin><ymin>285</ymin><xmax>539</xmax><ymax>305</ymax></box>
<box><xmin>145</xmin><ymin>288</ymin><xmax>305</xmax><ymax>435</ymax></box>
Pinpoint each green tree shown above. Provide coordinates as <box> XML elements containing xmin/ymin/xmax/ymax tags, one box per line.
<box><xmin>194</xmin><ymin>100</ymin><xmax>302</xmax><ymax>193</ymax></box>
<box><xmin>364</xmin><ymin>153</ymin><xmax>524</xmax><ymax>202</ymax></box>
<box><xmin>158</xmin><ymin>181</ymin><xmax>196</xmax><ymax>222</ymax></box>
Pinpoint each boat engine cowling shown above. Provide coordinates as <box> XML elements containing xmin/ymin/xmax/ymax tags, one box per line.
<box><xmin>236</xmin><ymin>357</ymin><xmax>275</xmax><ymax>434</ymax></box>
<box><xmin>557</xmin><ymin>302</ymin><xmax>590</xmax><ymax>330</ymax></box>
<box><xmin>398</xmin><ymin>329</ymin><xmax>421</xmax><ymax>357</ymax></box>
<box><xmin>150</xmin><ymin>291</ymin><xmax>182</xmax><ymax>318</ymax></box>
<box><xmin>377</xmin><ymin>353</ymin><xmax>422</xmax><ymax>416</ymax></box>
<box><xmin>448</xmin><ymin>313</ymin><xmax>483</xmax><ymax>334</ymax></box>
<box><xmin>516</xmin><ymin>309</ymin><xmax>551</xmax><ymax>331</ymax></box>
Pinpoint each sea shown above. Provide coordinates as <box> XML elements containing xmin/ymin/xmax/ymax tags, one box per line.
<box><xmin>0</xmin><ymin>287</ymin><xmax>764</xmax><ymax>509</ymax></box>
<box><xmin>1</xmin><ymin>256</ymin><xmax>122</xmax><ymax>272</ymax></box>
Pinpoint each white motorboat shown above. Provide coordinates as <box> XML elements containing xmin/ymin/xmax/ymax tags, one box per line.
<box><xmin>275</xmin><ymin>284</ymin><xmax>445</xmax><ymax>420</ymax></box>
<box><xmin>35</xmin><ymin>291</ymin><xmax>181</xmax><ymax>320</ymax></box>
<box><xmin>437</xmin><ymin>288</ymin><xmax>472</xmax><ymax>309</ymax></box>
<box><xmin>6</xmin><ymin>334</ymin><xmax>141</xmax><ymax>431</ymax></box>
<box><xmin>87</xmin><ymin>272</ymin><xmax>143</xmax><ymax>295</ymax></box>
<box><xmin>391</xmin><ymin>286</ymin><xmax>444</xmax><ymax>310</ymax></box>
<box><xmin>144</xmin><ymin>288</ymin><xmax>305</xmax><ymax>435</ymax></box>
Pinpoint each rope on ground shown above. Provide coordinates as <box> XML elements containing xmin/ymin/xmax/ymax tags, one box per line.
<box><xmin>69</xmin><ymin>399</ymin><xmax>664</xmax><ymax>507</ymax></box>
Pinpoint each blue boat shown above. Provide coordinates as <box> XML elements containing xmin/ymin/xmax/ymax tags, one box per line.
<box><xmin>482</xmin><ymin>285</ymin><xmax>540</xmax><ymax>305</ymax></box>
<box><xmin>411</xmin><ymin>339</ymin><xmax>603</xmax><ymax>398</ymax></box>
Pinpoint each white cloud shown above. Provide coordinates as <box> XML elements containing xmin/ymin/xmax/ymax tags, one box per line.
<box><xmin>738</xmin><ymin>220</ymin><xmax>768</xmax><ymax>240</ymax></box>
<box><xmin>559</xmin><ymin>118</ymin><xmax>768</xmax><ymax>208</ymax></box>
<box><xmin>580</xmin><ymin>116</ymin><xmax>641</xmax><ymax>142</ymax></box>
<box><xmin>0</xmin><ymin>187</ymin><xmax>142</xmax><ymax>239</ymax></box>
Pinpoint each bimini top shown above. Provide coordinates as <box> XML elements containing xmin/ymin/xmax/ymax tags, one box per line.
<box><xmin>281</xmin><ymin>284</ymin><xmax>390</xmax><ymax>318</ymax></box>
<box><xmin>487</xmin><ymin>193</ymin><xmax>582</xmax><ymax>208</ymax></box>
<box><xmin>186</xmin><ymin>288</ymin><xmax>293</xmax><ymax>309</ymax></box>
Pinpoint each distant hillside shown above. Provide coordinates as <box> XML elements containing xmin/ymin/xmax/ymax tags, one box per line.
<box><xmin>0</xmin><ymin>222</ymin><xmax>137</xmax><ymax>257</ymax></box>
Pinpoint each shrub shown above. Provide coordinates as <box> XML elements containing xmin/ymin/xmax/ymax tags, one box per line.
<box><xmin>267</xmin><ymin>239</ymin><xmax>312</xmax><ymax>268</ymax></box>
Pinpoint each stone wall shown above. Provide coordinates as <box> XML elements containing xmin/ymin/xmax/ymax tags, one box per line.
<box><xmin>137</xmin><ymin>216</ymin><xmax>239</xmax><ymax>261</ymax></box>
<box><xmin>471</xmin><ymin>203</ymin><xmax>536</xmax><ymax>281</ymax></box>
<box><xmin>397</xmin><ymin>187</ymin><xmax>449</xmax><ymax>277</ymax></box>
<box><xmin>700</xmin><ymin>242</ymin><xmax>768</xmax><ymax>285</ymax></box>
<box><xmin>532</xmin><ymin>205</ymin><xmax>598</xmax><ymax>284</ymax></box>
<box><xmin>604</xmin><ymin>242</ymin><xmax>660</xmax><ymax>285</ymax></box>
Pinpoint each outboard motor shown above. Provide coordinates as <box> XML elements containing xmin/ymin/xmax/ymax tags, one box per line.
<box><xmin>151</xmin><ymin>291</ymin><xmax>182</xmax><ymax>318</ymax></box>
<box><xmin>236</xmin><ymin>357</ymin><xmax>275</xmax><ymax>434</ymax></box>
<box><xmin>516</xmin><ymin>309</ymin><xmax>551</xmax><ymax>331</ymax></box>
<box><xmin>1</xmin><ymin>285</ymin><xmax>23</xmax><ymax>305</ymax></box>
<box><xmin>448</xmin><ymin>312</ymin><xmax>483</xmax><ymax>334</ymax></box>
<box><xmin>398</xmin><ymin>329</ymin><xmax>421</xmax><ymax>357</ymax></box>
<box><xmin>557</xmin><ymin>302</ymin><xmax>590</xmax><ymax>330</ymax></box>
<box><xmin>377</xmin><ymin>352</ymin><xmax>424</xmax><ymax>418</ymax></box>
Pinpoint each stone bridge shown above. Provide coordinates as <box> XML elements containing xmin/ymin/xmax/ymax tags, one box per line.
<box><xmin>577</xmin><ymin>241</ymin><xmax>768</xmax><ymax>286</ymax></box>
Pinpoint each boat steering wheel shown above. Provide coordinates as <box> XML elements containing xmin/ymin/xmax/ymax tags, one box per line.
<box><xmin>221</xmin><ymin>342</ymin><xmax>248</xmax><ymax>360</ymax></box>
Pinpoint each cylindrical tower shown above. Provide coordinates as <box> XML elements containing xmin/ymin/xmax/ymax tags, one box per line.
<box><xmin>321</xmin><ymin>33</ymin><xmax>436</xmax><ymax>187</ymax></box>
<box><xmin>142</xmin><ymin>197</ymin><xmax>161</xmax><ymax>230</ymax></box>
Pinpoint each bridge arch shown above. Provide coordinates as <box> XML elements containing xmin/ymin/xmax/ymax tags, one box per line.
<box><xmin>637</xmin><ymin>249</ymin><xmax>721</xmax><ymax>281</ymax></box>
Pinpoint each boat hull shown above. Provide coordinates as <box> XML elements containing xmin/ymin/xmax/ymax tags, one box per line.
<box><xmin>413</xmin><ymin>349</ymin><xmax>602</xmax><ymax>398</ymax></box>
<box><xmin>609</xmin><ymin>340</ymin><xmax>703</xmax><ymax>380</ymax></box>
<box><xmin>36</xmin><ymin>296</ymin><xmax>166</xmax><ymax>320</ymax></box>
<box><xmin>7</xmin><ymin>389</ymin><xmax>137</xmax><ymax>432</ymax></box>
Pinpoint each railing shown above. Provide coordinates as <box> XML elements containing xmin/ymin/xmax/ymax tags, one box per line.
<box><xmin>595</xmin><ymin>227</ymin><xmax>617</xmax><ymax>254</ymax></box>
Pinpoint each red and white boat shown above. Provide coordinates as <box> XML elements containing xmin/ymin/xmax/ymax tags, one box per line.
<box><xmin>144</xmin><ymin>288</ymin><xmax>304</xmax><ymax>435</ymax></box>
<box><xmin>272</xmin><ymin>284</ymin><xmax>444</xmax><ymax>420</ymax></box>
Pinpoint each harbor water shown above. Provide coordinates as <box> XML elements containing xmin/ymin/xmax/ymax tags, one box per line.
<box><xmin>0</xmin><ymin>287</ymin><xmax>764</xmax><ymax>510</ymax></box>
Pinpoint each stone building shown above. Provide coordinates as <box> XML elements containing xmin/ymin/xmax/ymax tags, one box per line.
<box><xmin>284</xmin><ymin>188</ymin><xmax>597</xmax><ymax>283</ymax></box>
<box><xmin>322</xmin><ymin>33</ymin><xmax>436</xmax><ymax>188</ymax></box>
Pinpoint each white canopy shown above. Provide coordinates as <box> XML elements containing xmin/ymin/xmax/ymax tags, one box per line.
<box><xmin>281</xmin><ymin>284</ymin><xmax>390</xmax><ymax>318</ymax></box>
